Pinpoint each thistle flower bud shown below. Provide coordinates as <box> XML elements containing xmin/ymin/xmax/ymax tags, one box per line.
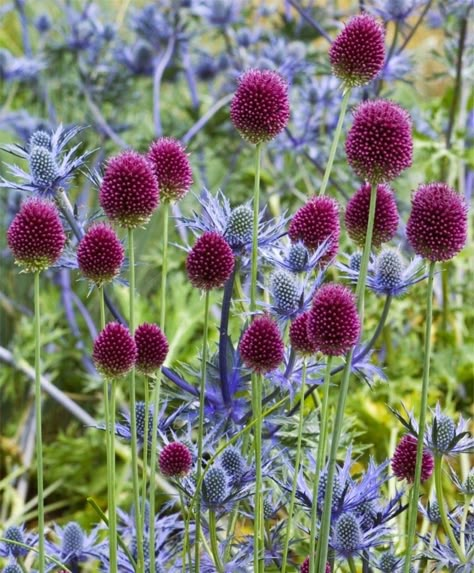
<box><xmin>225</xmin><ymin>205</ymin><xmax>253</xmax><ymax>247</ymax></box>
<box><xmin>464</xmin><ymin>471</ymin><xmax>474</xmax><ymax>495</ymax></box>
<box><xmin>3</xmin><ymin>565</ymin><xmax>22</xmax><ymax>573</ymax></box>
<box><xmin>379</xmin><ymin>552</ymin><xmax>400</xmax><ymax>573</ymax></box>
<box><xmin>62</xmin><ymin>522</ymin><xmax>84</xmax><ymax>556</ymax></box>
<box><xmin>270</xmin><ymin>269</ymin><xmax>299</xmax><ymax>311</ymax></box>
<box><xmin>427</xmin><ymin>500</ymin><xmax>441</xmax><ymax>524</ymax></box>
<box><xmin>4</xmin><ymin>526</ymin><xmax>25</xmax><ymax>558</ymax></box>
<box><xmin>288</xmin><ymin>242</ymin><xmax>309</xmax><ymax>273</ymax></box>
<box><xmin>375</xmin><ymin>250</ymin><xmax>404</xmax><ymax>291</ymax></box>
<box><xmin>135</xmin><ymin>323</ymin><xmax>169</xmax><ymax>375</ymax></box>
<box><xmin>349</xmin><ymin>252</ymin><xmax>362</xmax><ymax>272</ymax></box>
<box><xmin>432</xmin><ymin>414</ymin><xmax>456</xmax><ymax>454</ymax></box>
<box><xmin>202</xmin><ymin>466</ymin><xmax>228</xmax><ymax>506</ymax></box>
<box><xmin>148</xmin><ymin>137</ymin><xmax>193</xmax><ymax>202</ymax></box>
<box><xmin>77</xmin><ymin>223</ymin><xmax>124</xmax><ymax>286</ymax></box>
<box><xmin>220</xmin><ymin>447</ymin><xmax>245</xmax><ymax>482</ymax></box>
<box><xmin>186</xmin><ymin>231</ymin><xmax>235</xmax><ymax>290</ymax></box>
<box><xmin>391</xmin><ymin>434</ymin><xmax>434</xmax><ymax>483</ymax></box>
<box><xmin>263</xmin><ymin>499</ymin><xmax>274</xmax><ymax>520</ymax></box>
<box><xmin>289</xmin><ymin>312</ymin><xmax>318</xmax><ymax>356</ymax></box>
<box><xmin>29</xmin><ymin>146</ymin><xmax>59</xmax><ymax>187</ymax></box>
<box><xmin>30</xmin><ymin>130</ymin><xmax>51</xmax><ymax>149</ymax></box>
<box><xmin>159</xmin><ymin>442</ymin><xmax>193</xmax><ymax>477</ymax></box>
<box><xmin>334</xmin><ymin>512</ymin><xmax>362</xmax><ymax>557</ymax></box>
<box><xmin>93</xmin><ymin>323</ymin><xmax>137</xmax><ymax>380</ymax></box>
<box><xmin>240</xmin><ymin>316</ymin><xmax>284</xmax><ymax>373</ymax></box>
<box><xmin>230</xmin><ymin>69</ymin><xmax>290</xmax><ymax>145</ymax></box>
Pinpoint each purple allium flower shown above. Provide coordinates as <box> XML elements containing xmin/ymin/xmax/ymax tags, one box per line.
<box><xmin>99</xmin><ymin>151</ymin><xmax>159</xmax><ymax>228</ymax></box>
<box><xmin>406</xmin><ymin>182</ymin><xmax>467</xmax><ymax>262</ymax></box>
<box><xmin>345</xmin><ymin>99</ymin><xmax>413</xmax><ymax>183</ymax></box>
<box><xmin>186</xmin><ymin>231</ymin><xmax>235</xmax><ymax>290</ymax></box>
<box><xmin>345</xmin><ymin>183</ymin><xmax>399</xmax><ymax>248</ymax></box>
<box><xmin>288</xmin><ymin>197</ymin><xmax>340</xmax><ymax>264</ymax></box>
<box><xmin>147</xmin><ymin>137</ymin><xmax>193</xmax><ymax>202</ymax></box>
<box><xmin>92</xmin><ymin>322</ymin><xmax>137</xmax><ymax>380</ymax></box>
<box><xmin>230</xmin><ymin>69</ymin><xmax>290</xmax><ymax>145</ymax></box>
<box><xmin>159</xmin><ymin>442</ymin><xmax>192</xmax><ymax>477</ymax></box>
<box><xmin>329</xmin><ymin>14</ymin><xmax>385</xmax><ymax>87</ymax></box>
<box><xmin>134</xmin><ymin>323</ymin><xmax>169</xmax><ymax>375</ymax></box>
<box><xmin>239</xmin><ymin>315</ymin><xmax>284</xmax><ymax>373</ymax></box>
<box><xmin>307</xmin><ymin>284</ymin><xmax>361</xmax><ymax>356</ymax></box>
<box><xmin>289</xmin><ymin>311</ymin><xmax>318</xmax><ymax>356</ymax></box>
<box><xmin>391</xmin><ymin>434</ymin><xmax>434</xmax><ymax>483</ymax></box>
<box><xmin>300</xmin><ymin>557</ymin><xmax>330</xmax><ymax>573</ymax></box>
<box><xmin>77</xmin><ymin>223</ymin><xmax>124</xmax><ymax>286</ymax></box>
<box><xmin>7</xmin><ymin>199</ymin><xmax>66</xmax><ymax>272</ymax></box>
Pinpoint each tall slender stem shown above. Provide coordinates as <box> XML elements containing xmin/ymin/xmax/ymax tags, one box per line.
<box><xmin>402</xmin><ymin>261</ymin><xmax>436</xmax><ymax>573</ymax></box>
<box><xmin>281</xmin><ymin>360</ymin><xmax>307</xmax><ymax>573</ymax></box>
<box><xmin>318</xmin><ymin>90</ymin><xmax>351</xmax><ymax>197</ymax></box>
<box><xmin>34</xmin><ymin>271</ymin><xmax>45</xmax><ymax>573</ymax></box>
<box><xmin>250</xmin><ymin>143</ymin><xmax>261</xmax><ymax>313</ymax></box>
<box><xmin>209</xmin><ymin>510</ymin><xmax>224</xmax><ymax>573</ymax></box>
<box><xmin>460</xmin><ymin>495</ymin><xmax>472</xmax><ymax>555</ymax></box>
<box><xmin>316</xmin><ymin>184</ymin><xmax>378</xmax><ymax>572</ymax></box>
<box><xmin>194</xmin><ymin>290</ymin><xmax>210</xmax><ymax>573</ymax></box>
<box><xmin>128</xmin><ymin>228</ymin><xmax>144</xmax><ymax>573</ymax></box>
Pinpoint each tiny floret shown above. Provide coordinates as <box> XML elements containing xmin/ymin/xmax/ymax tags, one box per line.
<box><xmin>186</xmin><ymin>231</ymin><xmax>235</xmax><ymax>290</ymax></box>
<box><xmin>159</xmin><ymin>442</ymin><xmax>192</xmax><ymax>477</ymax></box>
<box><xmin>134</xmin><ymin>323</ymin><xmax>169</xmax><ymax>375</ymax></box>
<box><xmin>148</xmin><ymin>137</ymin><xmax>193</xmax><ymax>202</ymax></box>
<box><xmin>77</xmin><ymin>223</ymin><xmax>124</xmax><ymax>286</ymax></box>
<box><xmin>391</xmin><ymin>434</ymin><xmax>434</xmax><ymax>483</ymax></box>
<box><xmin>239</xmin><ymin>315</ymin><xmax>285</xmax><ymax>373</ymax></box>
<box><xmin>93</xmin><ymin>323</ymin><xmax>137</xmax><ymax>380</ymax></box>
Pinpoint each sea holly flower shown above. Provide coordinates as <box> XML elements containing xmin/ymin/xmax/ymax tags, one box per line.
<box><xmin>265</xmin><ymin>239</ymin><xmax>331</xmax><ymax>275</ymax></box>
<box><xmin>331</xmin><ymin>511</ymin><xmax>389</xmax><ymax>558</ymax></box>
<box><xmin>147</xmin><ymin>137</ymin><xmax>193</xmax><ymax>202</ymax></box>
<box><xmin>92</xmin><ymin>323</ymin><xmax>137</xmax><ymax>380</ymax></box>
<box><xmin>77</xmin><ymin>223</ymin><xmax>124</xmax><ymax>286</ymax></box>
<box><xmin>186</xmin><ymin>231</ymin><xmax>235</xmax><ymax>290</ymax></box>
<box><xmin>45</xmin><ymin>522</ymin><xmax>102</xmax><ymax>570</ymax></box>
<box><xmin>425</xmin><ymin>404</ymin><xmax>474</xmax><ymax>456</ymax></box>
<box><xmin>219</xmin><ymin>446</ymin><xmax>246</xmax><ymax>485</ymax></box>
<box><xmin>0</xmin><ymin>525</ymin><xmax>37</xmax><ymax>558</ymax></box>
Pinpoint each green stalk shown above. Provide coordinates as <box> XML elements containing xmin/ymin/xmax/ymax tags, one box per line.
<box><xmin>402</xmin><ymin>261</ymin><xmax>436</xmax><ymax>573</ymax></box>
<box><xmin>180</xmin><ymin>490</ymin><xmax>192</xmax><ymax>573</ymax></box>
<box><xmin>250</xmin><ymin>142</ymin><xmax>261</xmax><ymax>312</ymax></box>
<box><xmin>316</xmin><ymin>184</ymin><xmax>378</xmax><ymax>572</ymax></box>
<box><xmin>149</xmin><ymin>202</ymin><xmax>169</xmax><ymax>573</ymax></box>
<box><xmin>281</xmin><ymin>360</ymin><xmax>308</xmax><ymax>573</ymax></box>
<box><xmin>141</xmin><ymin>379</ymin><xmax>150</xmax><ymax>533</ymax></box>
<box><xmin>461</xmin><ymin>495</ymin><xmax>472</xmax><ymax>555</ymax></box>
<box><xmin>348</xmin><ymin>557</ymin><xmax>357</xmax><ymax>573</ymax></box>
<box><xmin>309</xmin><ymin>357</ymin><xmax>333</xmax><ymax>573</ymax></box>
<box><xmin>209</xmin><ymin>510</ymin><xmax>224</xmax><ymax>573</ymax></box>
<box><xmin>318</xmin><ymin>89</ymin><xmax>351</xmax><ymax>197</ymax></box>
<box><xmin>128</xmin><ymin>228</ymin><xmax>144</xmax><ymax>573</ymax></box>
<box><xmin>434</xmin><ymin>456</ymin><xmax>466</xmax><ymax>563</ymax></box>
<box><xmin>194</xmin><ymin>290</ymin><xmax>210</xmax><ymax>573</ymax></box>
<box><xmin>34</xmin><ymin>271</ymin><xmax>45</xmax><ymax>573</ymax></box>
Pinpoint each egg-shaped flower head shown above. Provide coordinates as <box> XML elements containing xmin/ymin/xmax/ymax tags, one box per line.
<box><xmin>406</xmin><ymin>182</ymin><xmax>467</xmax><ymax>262</ymax></box>
<box><xmin>159</xmin><ymin>442</ymin><xmax>192</xmax><ymax>478</ymax></box>
<box><xmin>329</xmin><ymin>14</ymin><xmax>385</xmax><ymax>88</ymax></box>
<box><xmin>289</xmin><ymin>311</ymin><xmax>318</xmax><ymax>356</ymax></box>
<box><xmin>77</xmin><ymin>223</ymin><xmax>124</xmax><ymax>286</ymax></box>
<box><xmin>345</xmin><ymin>183</ymin><xmax>399</xmax><ymax>248</ymax></box>
<box><xmin>240</xmin><ymin>315</ymin><xmax>284</xmax><ymax>373</ymax></box>
<box><xmin>307</xmin><ymin>283</ymin><xmax>361</xmax><ymax>356</ymax></box>
<box><xmin>134</xmin><ymin>323</ymin><xmax>169</xmax><ymax>375</ymax></box>
<box><xmin>301</xmin><ymin>557</ymin><xmax>330</xmax><ymax>573</ymax></box>
<box><xmin>93</xmin><ymin>322</ymin><xmax>137</xmax><ymax>380</ymax></box>
<box><xmin>186</xmin><ymin>231</ymin><xmax>235</xmax><ymax>290</ymax></box>
<box><xmin>147</xmin><ymin>137</ymin><xmax>193</xmax><ymax>202</ymax></box>
<box><xmin>288</xmin><ymin>197</ymin><xmax>340</xmax><ymax>266</ymax></box>
<box><xmin>346</xmin><ymin>99</ymin><xmax>413</xmax><ymax>184</ymax></box>
<box><xmin>7</xmin><ymin>199</ymin><xmax>66</xmax><ymax>272</ymax></box>
<box><xmin>391</xmin><ymin>434</ymin><xmax>433</xmax><ymax>483</ymax></box>
<box><xmin>230</xmin><ymin>69</ymin><xmax>290</xmax><ymax>145</ymax></box>
<box><xmin>99</xmin><ymin>151</ymin><xmax>159</xmax><ymax>228</ymax></box>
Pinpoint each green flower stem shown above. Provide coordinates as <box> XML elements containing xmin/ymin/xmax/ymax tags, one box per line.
<box><xmin>209</xmin><ymin>510</ymin><xmax>224</xmax><ymax>573</ymax></box>
<box><xmin>403</xmin><ymin>261</ymin><xmax>436</xmax><ymax>573</ymax></box>
<box><xmin>128</xmin><ymin>228</ymin><xmax>144</xmax><ymax>573</ymax></box>
<box><xmin>34</xmin><ymin>271</ymin><xmax>45</xmax><ymax>573</ymax></box>
<box><xmin>461</xmin><ymin>495</ymin><xmax>472</xmax><ymax>554</ymax></box>
<box><xmin>194</xmin><ymin>289</ymin><xmax>211</xmax><ymax>573</ymax></box>
<box><xmin>316</xmin><ymin>184</ymin><xmax>378</xmax><ymax>573</ymax></box>
<box><xmin>250</xmin><ymin>142</ymin><xmax>262</xmax><ymax>313</ymax></box>
<box><xmin>180</xmin><ymin>490</ymin><xmax>192</xmax><ymax>573</ymax></box>
<box><xmin>348</xmin><ymin>557</ymin><xmax>357</xmax><ymax>573</ymax></box>
<box><xmin>281</xmin><ymin>360</ymin><xmax>308</xmax><ymax>573</ymax></box>
<box><xmin>318</xmin><ymin>89</ymin><xmax>351</xmax><ymax>197</ymax></box>
<box><xmin>149</xmin><ymin>202</ymin><xmax>169</xmax><ymax>573</ymax></box>
<box><xmin>141</xmin><ymin>379</ymin><xmax>150</xmax><ymax>530</ymax></box>
<box><xmin>434</xmin><ymin>456</ymin><xmax>466</xmax><ymax>563</ymax></box>
<box><xmin>309</xmin><ymin>356</ymin><xmax>333</xmax><ymax>573</ymax></box>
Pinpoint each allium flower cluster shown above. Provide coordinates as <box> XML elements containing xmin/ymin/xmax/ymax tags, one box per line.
<box><xmin>77</xmin><ymin>223</ymin><xmax>124</xmax><ymax>286</ymax></box>
<box><xmin>148</xmin><ymin>137</ymin><xmax>193</xmax><ymax>202</ymax></box>
<box><xmin>240</xmin><ymin>315</ymin><xmax>284</xmax><ymax>373</ymax></box>
<box><xmin>159</xmin><ymin>442</ymin><xmax>192</xmax><ymax>477</ymax></box>
<box><xmin>93</xmin><ymin>323</ymin><xmax>137</xmax><ymax>380</ymax></box>
<box><xmin>186</xmin><ymin>231</ymin><xmax>235</xmax><ymax>290</ymax></box>
<box><xmin>391</xmin><ymin>434</ymin><xmax>434</xmax><ymax>483</ymax></box>
<box><xmin>289</xmin><ymin>311</ymin><xmax>318</xmax><ymax>356</ymax></box>
<box><xmin>134</xmin><ymin>323</ymin><xmax>169</xmax><ymax>375</ymax></box>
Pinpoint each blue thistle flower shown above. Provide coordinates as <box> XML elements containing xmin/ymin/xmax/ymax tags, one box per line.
<box><xmin>425</xmin><ymin>404</ymin><xmax>474</xmax><ymax>456</ymax></box>
<box><xmin>349</xmin><ymin>252</ymin><xmax>362</xmax><ymax>272</ymax></box>
<box><xmin>375</xmin><ymin>250</ymin><xmax>404</xmax><ymax>291</ymax></box>
<box><xmin>45</xmin><ymin>522</ymin><xmax>102</xmax><ymax>569</ymax></box>
<box><xmin>1</xmin><ymin>526</ymin><xmax>26</xmax><ymax>558</ymax></box>
<box><xmin>202</xmin><ymin>466</ymin><xmax>229</xmax><ymax>507</ymax></box>
<box><xmin>225</xmin><ymin>205</ymin><xmax>253</xmax><ymax>248</ymax></box>
<box><xmin>193</xmin><ymin>0</ymin><xmax>242</xmax><ymax>28</ymax></box>
<box><xmin>220</xmin><ymin>446</ymin><xmax>245</xmax><ymax>484</ymax></box>
<box><xmin>29</xmin><ymin>146</ymin><xmax>60</xmax><ymax>188</ymax></box>
<box><xmin>29</xmin><ymin>130</ymin><xmax>52</xmax><ymax>150</ymax></box>
<box><xmin>265</xmin><ymin>239</ymin><xmax>331</xmax><ymax>274</ymax></box>
<box><xmin>2</xmin><ymin>564</ymin><xmax>23</xmax><ymax>573</ymax></box>
<box><xmin>331</xmin><ymin>511</ymin><xmax>389</xmax><ymax>559</ymax></box>
<box><xmin>270</xmin><ymin>270</ymin><xmax>300</xmax><ymax>312</ymax></box>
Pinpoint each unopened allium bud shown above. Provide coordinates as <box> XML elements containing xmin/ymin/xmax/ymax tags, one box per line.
<box><xmin>406</xmin><ymin>182</ymin><xmax>467</xmax><ymax>262</ymax></box>
<box><xmin>240</xmin><ymin>316</ymin><xmax>284</xmax><ymax>373</ymax></box>
<box><xmin>148</xmin><ymin>137</ymin><xmax>193</xmax><ymax>202</ymax></box>
<box><xmin>270</xmin><ymin>269</ymin><xmax>299</xmax><ymax>311</ymax></box>
<box><xmin>334</xmin><ymin>512</ymin><xmax>362</xmax><ymax>557</ymax></box>
<box><xmin>230</xmin><ymin>69</ymin><xmax>290</xmax><ymax>145</ymax></box>
<box><xmin>349</xmin><ymin>252</ymin><xmax>362</xmax><ymax>272</ymax></box>
<box><xmin>202</xmin><ymin>466</ymin><xmax>228</xmax><ymax>506</ymax></box>
<box><xmin>92</xmin><ymin>323</ymin><xmax>137</xmax><ymax>380</ymax></box>
<box><xmin>4</xmin><ymin>526</ymin><xmax>25</xmax><ymax>557</ymax></box>
<box><xmin>288</xmin><ymin>242</ymin><xmax>309</xmax><ymax>273</ymax></box>
<box><xmin>289</xmin><ymin>312</ymin><xmax>318</xmax><ymax>356</ymax></box>
<box><xmin>225</xmin><ymin>205</ymin><xmax>253</xmax><ymax>247</ymax></box>
<box><xmin>62</xmin><ymin>522</ymin><xmax>84</xmax><ymax>556</ymax></box>
<box><xmin>391</xmin><ymin>434</ymin><xmax>434</xmax><ymax>483</ymax></box>
<box><xmin>159</xmin><ymin>442</ymin><xmax>193</xmax><ymax>477</ymax></box>
<box><xmin>135</xmin><ymin>323</ymin><xmax>169</xmax><ymax>375</ymax></box>
<box><xmin>432</xmin><ymin>414</ymin><xmax>456</xmax><ymax>454</ymax></box>
<box><xmin>29</xmin><ymin>146</ymin><xmax>59</xmax><ymax>187</ymax></box>
<box><xmin>375</xmin><ymin>250</ymin><xmax>404</xmax><ymax>291</ymax></box>
<box><xmin>30</xmin><ymin>130</ymin><xmax>51</xmax><ymax>149</ymax></box>
<box><xmin>186</xmin><ymin>231</ymin><xmax>235</xmax><ymax>290</ymax></box>
<box><xmin>77</xmin><ymin>223</ymin><xmax>124</xmax><ymax>286</ymax></box>
<box><xmin>7</xmin><ymin>199</ymin><xmax>66</xmax><ymax>272</ymax></box>
<box><xmin>427</xmin><ymin>500</ymin><xmax>441</xmax><ymax>524</ymax></box>
<box><xmin>220</xmin><ymin>447</ymin><xmax>245</xmax><ymax>482</ymax></box>
<box><xmin>329</xmin><ymin>14</ymin><xmax>385</xmax><ymax>87</ymax></box>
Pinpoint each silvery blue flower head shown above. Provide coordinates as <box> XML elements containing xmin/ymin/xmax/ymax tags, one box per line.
<box><xmin>45</xmin><ymin>522</ymin><xmax>102</xmax><ymax>570</ymax></box>
<box><xmin>0</xmin><ymin>524</ymin><xmax>37</xmax><ymax>558</ymax></box>
<box><xmin>370</xmin><ymin>0</ymin><xmax>424</xmax><ymax>22</ymax></box>
<box><xmin>193</xmin><ymin>0</ymin><xmax>242</xmax><ymax>28</ymax></box>
<box><xmin>375</xmin><ymin>551</ymin><xmax>413</xmax><ymax>572</ymax></box>
<box><xmin>131</xmin><ymin>4</ymin><xmax>173</xmax><ymax>49</ymax></box>
<box><xmin>425</xmin><ymin>404</ymin><xmax>474</xmax><ymax>457</ymax></box>
<box><xmin>421</xmin><ymin>526</ymin><xmax>474</xmax><ymax>573</ymax></box>
<box><xmin>116</xmin><ymin>41</ymin><xmax>155</xmax><ymax>76</ymax></box>
<box><xmin>331</xmin><ymin>511</ymin><xmax>389</xmax><ymax>559</ymax></box>
<box><xmin>265</xmin><ymin>239</ymin><xmax>331</xmax><ymax>274</ymax></box>
<box><xmin>379</xmin><ymin>52</ymin><xmax>413</xmax><ymax>83</ymax></box>
<box><xmin>0</xmin><ymin>49</ymin><xmax>44</xmax><ymax>82</ymax></box>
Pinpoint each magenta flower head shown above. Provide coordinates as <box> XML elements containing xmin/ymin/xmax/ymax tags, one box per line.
<box><xmin>345</xmin><ymin>183</ymin><xmax>399</xmax><ymax>248</ymax></box>
<box><xmin>239</xmin><ymin>315</ymin><xmax>284</xmax><ymax>373</ymax></box>
<box><xmin>288</xmin><ymin>196</ymin><xmax>340</xmax><ymax>265</ymax></box>
<box><xmin>406</xmin><ymin>182</ymin><xmax>467</xmax><ymax>262</ymax></box>
<box><xmin>147</xmin><ymin>137</ymin><xmax>193</xmax><ymax>202</ymax></box>
<box><xmin>99</xmin><ymin>151</ymin><xmax>159</xmax><ymax>228</ymax></box>
<box><xmin>391</xmin><ymin>434</ymin><xmax>434</xmax><ymax>483</ymax></box>
<box><xmin>289</xmin><ymin>312</ymin><xmax>318</xmax><ymax>356</ymax></box>
<box><xmin>93</xmin><ymin>322</ymin><xmax>137</xmax><ymax>380</ymax></box>
<box><xmin>346</xmin><ymin>99</ymin><xmax>413</xmax><ymax>184</ymax></box>
<box><xmin>230</xmin><ymin>69</ymin><xmax>290</xmax><ymax>145</ymax></box>
<box><xmin>329</xmin><ymin>14</ymin><xmax>385</xmax><ymax>88</ymax></box>
<box><xmin>7</xmin><ymin>199</ymin><xmax>66</xmax><ymax>273</ymax></box>
<box><xmin>186</xmin><ymin>231</ymin><xmax>235</xmax><ymax>290</ymax></box>
<box><xmin>135</xmin><ymin>323</ymin><xmax>169</xmax><ymax>375</ymax></box>
<box><xmin>301</xmin><ymin>557</ymin><xmax>330</xmax><ymax>573</ymax></box>
<box><xmin>77</xmin><ymin>223</ymin><xmax>124</xmax><ymax>286</ymax></box>
<box><xmin>307</xmin><ymin>283</ymin><xmax>360</xmax><ymax>356</ymax></box>
<box><xmin>159</xmin><ymin>442</ymin><xmax>192</xmax><ymax>478</ymax></box>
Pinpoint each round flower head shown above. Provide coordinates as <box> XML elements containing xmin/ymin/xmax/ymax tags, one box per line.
<box><xmin>345</xmin><ymin>183</ymin><xmax>399</xmax><ymax>248</ymax></box>
<box><xmin>225</xmin><ymin>205</ymin><xmax>253</xmax><ymax>248</ymax></box>
<box><xmin>230</xmin><ymin>69</ymin><xmax>290</xmax><ymax>144</ymax></box>
<box><xmin>202</xmin><ymin>466</ymin><xmax>228</xmax><ymax>506</ymax></box>
<box><xmin>93</xmin><ymin>322</ymin><xmax>137</xmax><ymax>380</ymax></box>
<box><xmin>301</xmin><ymin>557</ymin><xmax>330</xmax><ymax>573</ymax></box>
<box><xmin>220</xmin><ymin>446</ymin><xmax>245</xmax><ymax>482</ymax></box>
<box><xmin>239</xmin><ymin>315</ymin><xmax>284</xmax><ymax>373</ymax></box>
<box><xmin>4</xmin><ymin>526</ymin><xmax>25</xmax><ymax>558</ymax></box>
<box><xmin>77</xmin><ymin>223</ymin><xmax>124</xmax><ymax>286</ymax></box>
<box><xmin>3</xmin><ymin>565</ymin><xmax>22</xmax><ymax>573</ymax></box>
<box><xmin>333</xmin><ymin>512</ymin><xmax>362</xmax><ymax>558</ymax></box>
<box><xmin>134</xmin><ymin>323</ymin><xmax>169</xmax><ymax>375</ymax></box>
<box><xmin>349</xmin><ymin>252</ymin><xmax>362</xmax><ymax>272</ymax></box>
<box><xmin>271</xmin><ymin>269</ymin><xmax>300</xmax><ymax>311</ymax></box>
<box><xmin>289</xmin><ymin>311</ymin><xmax>318</xmax><ymax>356</ymax></box>
<box><xmin>159</xmin><ymin>442</ymin><xmax>192</xmax><ymax>477</ymax></box>
<box><xmin>375</xmin><ymin>250</ymin><xmax>404</xmax><ymax>291</ymax></box>
<box><xmin>147</xmin><ymin>137</ymin><xmax>193</xmax><ymax>202</ymax></box>
<box><xmin>186</xmin><ymin>231</ymin><xmax>235</xmax><ymax>290</ymax></box>
<box><xmin>346</xmin><ymin>99</ymin><xmax>413</xmax><ymax>183</ymax></box>
<box><xmin>30</xmin><ymin>130</ymin><xmax>51</xmax><ymax>149</ymax></box>
<box><xmin>391</xmin><ymin>434</ymin><xmax>434</xmax><ymax>483</ymax></box>
<box><xmin>431</xmin><ymin>414</ymin><xmax>456</xmax><ymax>454</ymax></box>
<box><xmin>7</xmin><ymin>199</ymin><xmax>66</xmax><ymax>272</ymax></box>
<box><xmin>99</xmin><ymin>151</ymin><xmax>159</xmax><ymax>228</ymax></box>
<box><xmin>29</xmin><ymin>146</ymin><xmax>59</xmax><ymax>187</ymax></box>
<box><xmin>406</xmin><ymin>182</ymin><xmax>467</xmax><ymax>262</ymax></box>
<box><xmin>288</xmin><ymin>196</ymin><xmax>340</xmax><ymax>264</ymax></box>
<box><xmin>329</xmin><ymin>14</ymin><xmax>385</xmax><ymax>87</ymax></box>
<box><xmin>61</xmin><ymin>522</ymin><xmax>84</xmax><ymax>556</ymax></box>
<box><xmin>288</xmin><ymin>242</ymin><xmax>309</xmax><ymax>273</ymax></box>
<box><xmin>307</xmin><ymin>284</ymin><xmax>361</xmax><ymax>356</ymax></box>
